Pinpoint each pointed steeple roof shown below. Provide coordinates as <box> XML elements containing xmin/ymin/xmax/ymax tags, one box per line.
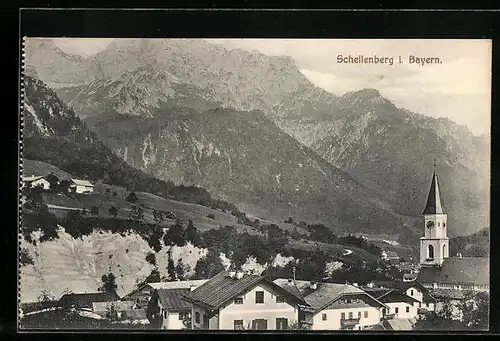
<box><xmin>422</xmin><ymin>170</ymin><xmax>445</xmax><ymax>215</ymax></box>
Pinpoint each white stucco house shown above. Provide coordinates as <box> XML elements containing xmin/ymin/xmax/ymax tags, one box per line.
<box><xmin>70</xmin><ymin>178</ymin><xmax>94</xmax><ymax>194</ymax></box>
<box><xmin>285</xmin><ymin>280</ymin><xmax>388</xmax><ymax>331</ymax></box>
<box><xmin>22</xmin><ymin>175</ymin><xmax>51</xmax><ymax>190</ymax></box>
<box><xmin>147</xmin><ymin>288</ymin><xmax>192</xmax><ymax>329</ymax></box>
<box><xmin>182</xmin><ymin>270</ymin><xmax>307</xmax><ymax>330</ymax></box>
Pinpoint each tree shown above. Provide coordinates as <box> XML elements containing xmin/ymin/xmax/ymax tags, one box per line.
<box><xmin>128</xmin><ymin>205</ymin><xmax>144</xmax><ymax>221</ymax></box>
<box><xmin>145</xmin><ymin>252</ymin><xmax>156</xmax><ymax>266</ymax></box>
<box><xmin>58</xmin><ymin>179</ymin><xmax>72</xmax><ymax>194</ymax></box>
<box><xmin>185</xmin><ymin>220</ymin><xmax>201</xmax><ymax>246</ymax></box>
<box><xmin>153</xmin><ymin>209</ymin><xmax>164</xmax><ymax>225</ymax></box>
<box><xmin>19</xmin><ymin>248</ymin><xmax>34</xmax><ymax>266</ymax></box>
<box><xmin>104</xmin><ymin>303</ymin><xmax>119</xmax><ymax>322</ymax></box>
<box><xmin>194</xmin><ymin>249</ymin><xmax>225</xmax><ymax>279</ymax></box>
<box><xmin>126</xmin><ymin>192</ymin><xmax>138</xmax><ymax>204</ymax></box>
<box><xmin>100</xmin><ymin>273</ymin><xmax>118</xmax><ymax>295</ymax></box>
<box><xmin>112</xmin><ymin>191</ymin><xmax>118</xmax><ymax>198</ymax></box>
<box><xmin>176</xmin><ymin>258</ymin><xmax>187</xmax><ymax>280</ymax></box>
<box><xmin>45</xmin><ymin>173</ymin><xmax>60</xmax><ymax>191</ymax></box>
<box><xmin>108</xmin><ymin>205</ymin><xmax>119</xmax><ymax>218</ymax></box>
<box><xmin>90</xmin><ymin>205</ymin><xmax>99</xmax><ymax>217</ymax></box>
<box><xmin>105</xmin><ymin>188</ymin><xmax>111</xmax><ymax>197</ymax></box>
<box><xmin>167</xmin><ymin>258</ymin><xmax>176</xmax><ymax>281</ymax></box>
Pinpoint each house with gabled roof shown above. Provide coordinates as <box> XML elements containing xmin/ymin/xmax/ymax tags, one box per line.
<box><xmin>290</xmin><ymin>280</ymin><xmax>389</xmax><ymax>331</ymax></box>
<box><xmin>370</xmin><ymin>280</ymin><xmax>437</xmax><ymax>314</ymax></box>
<box><xmin>121</xmin><ymin>280</ymin><xmax>209</xmax><ymax>309</ymax></box>
<box><xmin>70</xmin><ymin>178</ymin><xmax>94</xmax><ymax>194</ymax></box>
<box><xmin>147</xmin><ymin>288</ymin><xmax>192</xmax><ymax>329</ymax></box>
<box><xmin>182</xmin><ymin>270</ymin><xmax>307</xmax><ymax>330</ymax></box>
<box><xmin>22</xmin><ymin>175</ymin><xmax>51</xmax><ymax>190</ymax></box>
<box><xmin>369</xmin><ymin>289</ymin><xmax>420</xmax><ymax>320</ymax></box>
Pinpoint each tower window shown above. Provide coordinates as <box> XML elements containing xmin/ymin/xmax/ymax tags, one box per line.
<box><xmin>443</xmin><ymin>222</ymin><xmax>446</xmax><ymax>228</ymax></box>
<box><xmin>438</xmin><ymin>222</ymin><xmax>440</xmax><ymax>227</ymax></box>
<box><xmin>428</xmin><ymin>245</ymin><xmax>434</xmax><ymax>260</ymax></box>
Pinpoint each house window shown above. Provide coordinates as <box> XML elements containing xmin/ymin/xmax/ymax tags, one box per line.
<box><xmin>195</xmin><ymin>311</ymin><xmax>200</xmax><ymax>323</ymax></box>
<box><xmin>276</xmin><ymin>296</ymin><xmax>285</xmax><ymax>303</ymax></box>
<box><xmin>395</xmin><ymin>307</ymin><xmax>399</xmax><ymax>314</ymax></box>
<box><xmin>364</xmin><ymin>311</ymin><xmax>368</xmax><ymax>318</ymax></box>
<box><xmin>234</xmin><ymin>320</ymin><xmax>244</xmax><ymax>330</ymax></box>
<box><xmin>252</xmin><ymin>319</ymin><xmax>268</xmax><ymax>330</ymax></box>
<box><xmin>276</xmin><ymin>318</ymin><xmax>288</xmax><ymax>330</ymax></box>
<box><xmin>322</xmin><ymin>313</ymin><xmax>327</xmax><ymax>321</ymax></box>
<box><xmin>163</xmin><ymin>309</ymin><xmax>167</xmax><ymax>319</ymax></box>
<box><xmin>419</xmin><ymin>303</ymin><xmax>422</xmax><ymax>308</ymax></box>
<box><xmin>341</xmin><ymin>313</ymin><xmax>345</xmax><ymax>320</ymax></box>
<box><xmin>358</xmin><ymin>311</ymin><xmax>361</xmax><ymax>318</ymax></box>
<box><xmin>234</xmin><ymin>297</ymin><xmax>243</xmax><ymax>304</ymax></box>
<box><xmin>348</xmin><ymin>312</ymin><xmax>353</xmax><ymax>319</ymax></box>
<box><xmin>346</xmin><ymin>298</ymin><xmax>352</xmax><ymax>304</ymax></box>
<box><xmin>410</xmin><ymin>290</ymin><xmax>414</xmax><ymax>296</ymax></box>
<box><xmin>255</xmin><ymin>291</ymin><xmax>264</xmax><ymax>304</ymax></box>
<box><xmin>406</xmin><ymin>307</ymin><xmax>410</xmax><ymax>313</ymax></box>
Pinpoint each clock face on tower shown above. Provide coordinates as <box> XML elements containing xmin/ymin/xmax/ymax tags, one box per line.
<box><xmin>427</xmin><ymin>221</ymin><xmax>435</xmax><ymax>229</ymax></box>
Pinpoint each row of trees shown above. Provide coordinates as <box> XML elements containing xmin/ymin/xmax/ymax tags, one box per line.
<box><xmin>414</xmin><ymin>292</ymin><xmax>489</xmax><ymax>330</ymax></box>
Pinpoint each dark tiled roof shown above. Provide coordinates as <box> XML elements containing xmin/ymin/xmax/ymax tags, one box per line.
<box><xmin>183</xmin><ymin>271</ymin><xmax>306</xmax><ymax>310</ymax></box>
<box><xmin>383</xmin><ymin>319</ymin><xmax>413</xmax><ymax>330</ymax></box>
<box><xmin>273</xmin><ymin>279</ymin><xmax>306</xmax><ymax>302</ymax></box>
<box><xmin>422</xmin><ymin>171</ymin><xmax>445</xmax><ymax>214</ymax></box>
<box><xmin>362</xmin><ymin>288</ymin><xmax>393</xmax><ymax>298</ymax></box>
<box><xmin>417</xmin><ymin>257</ymin><xmax>489</xmax><ymax>286</ymax></box>
<box><xmin>156</xmin><ymin>288</ymin><xmax>191</xmax><ymax>312</ymax></box>
<box><xmin>302</xmin><ymin>283</ymin><xmax>387</xmax><ymax>312</ymax></box>
<box><xmin>377</xmin><ymin>290</ymin><xmax>420</xmax><ymax>304</ymax></box>
<box><xmin>371</xmin><ymin>281</ymin><xmax>436</xmax><ymax>302</ymax></box>
<box><xmin>58</xmin><ymin>292</ymin><xmax>120</xmax><ymax>308</ymax></box>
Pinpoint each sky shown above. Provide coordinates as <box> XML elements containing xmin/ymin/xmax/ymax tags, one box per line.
<box><xmin>52</xmin><ymin>38</ymin><xmax>492</xmax><ymax>136</ymax></box>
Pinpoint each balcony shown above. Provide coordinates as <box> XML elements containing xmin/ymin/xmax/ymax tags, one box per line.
<box><xmin>341</xmin><ymin>317</ymin><xmax>361</xmax><ymax>328</ymax></box>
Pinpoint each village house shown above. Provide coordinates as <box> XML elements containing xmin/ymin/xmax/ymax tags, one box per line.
<box><xmin>58</xmin><ymin>292</ymin><xmax>120</xmax><ymax>311</ymax></box>
<box><xmin>381</xmin><ymin>251</ymin><xmax>400</xmax><ymax>264</ymax></box>
<box><xmin>370</xmin><ymin>281</ymin><xmax>437</xmax><ymax>314</ymax></box>
<box><xmin>121</xmin><ymin>280</ymin><xmax>209</xmax><ymax>309</ymax></box>
<box><xmin>92</xmin><ymin>300</ymin><xmax>148</xmax><ymax>324</ymax></box>
<box><xmin>147</xmin><ymin>288</ymin><xmax>192</xmax><ymax>329</ymax></box>
<box><xmin>367</xmin><ymin>318</ymin><xmax>415</xmax><ymax>331</ymax></box>
<box><xmin>285</xmin><ymin>279</ymin><xmax>388</xmax><ymax>331</ymax></box>
<box><xmin>363</xmin><ymin>287</ymin><xmax>420</xmax><ymax>320</ymax></box>
<box><xmin>22</xmin><ymin>175</ymin><xmax>51</xmax><ymax>190</ymax></box>
<box><xmin>182</xmin><ymin>270</ymin><xmax>307</xmax><ymax>330</ymax></box>
<box><xmin>70</xmin><ymin>178</ymin><xmax>94</xmax><ymax>194</ymax></box>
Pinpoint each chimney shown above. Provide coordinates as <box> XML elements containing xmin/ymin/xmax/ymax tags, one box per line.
<box><xmin>288</xmin><ymin>278</ymin><xmax>293</xmax><ymax>284</ymax></box>
<box><xmin>353</xmin><ymin>283</ymin><xmax>359</xmax><ymax>287</ymax></box>
<box><xmin>229</xmin><ymin>271</ymin><xmax>236</xmax><ymax>278</ymax></box>
<box><xmin>309</xmin><ymin>281</ymin><xmax>317</xmax><ymax>290</ymax></box>
<box><xmin>236</xmin><ymin>271</ymin><xmax>244</xmax><ymax>280</ymax></box>
<box><xmin>189</xmin><ymin>285</ymin><xmax>197</xmax><ymax>291</ymax></box>
<box><xmin>459</xmin><ymin>253</ymin><xmax>462</xmax><ymax>258</ymax></box>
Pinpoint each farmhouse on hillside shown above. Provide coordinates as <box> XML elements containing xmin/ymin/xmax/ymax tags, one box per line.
<box><xmin>22</xmin><ymin>175</ymin><xmax>51</xmax><ymax>190</ymax></box>
<box><xmin>182</xmin><ymin>270</ymin><xmax>307</xmax><ymax>330</ymax></box>
<box><xmin>69</xmin><ymin>178</ymin><xmax>94</xmax><ymax>194</ymax></box>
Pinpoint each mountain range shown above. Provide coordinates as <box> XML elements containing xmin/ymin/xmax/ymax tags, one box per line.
<box><xmin>24</xmin><ymin>38</ymin><xmax>490</xmax><ymax>237</ymax></box>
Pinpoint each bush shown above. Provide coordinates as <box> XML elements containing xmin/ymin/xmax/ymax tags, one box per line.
<box><xmin>126</xmin><ymin>192</ymin><xmax>138</xmax><ymax>204</ymax></box>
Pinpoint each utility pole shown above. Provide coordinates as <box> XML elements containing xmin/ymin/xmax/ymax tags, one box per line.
<box><xmin>292</xmin><ymin>265</ymin><xmax>296</xmax><ymax>282</ymax></box>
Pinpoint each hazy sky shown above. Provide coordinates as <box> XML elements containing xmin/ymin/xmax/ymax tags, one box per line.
<box><xmin>53</xmin><ymin>38</ymin><xmax>491</xmax><ymax>136</ymax></box>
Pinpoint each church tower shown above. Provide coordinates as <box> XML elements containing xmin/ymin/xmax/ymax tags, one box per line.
<box><xmin>420</xmin><ymin>168</ymin><xmax>449</xmax><ymax>266</ymax></box>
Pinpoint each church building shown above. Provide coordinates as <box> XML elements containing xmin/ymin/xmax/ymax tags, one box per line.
<box><xmin>416</xmin><ymin>169</ymin><xmax>489</xmax><ymax>293</ymax></box>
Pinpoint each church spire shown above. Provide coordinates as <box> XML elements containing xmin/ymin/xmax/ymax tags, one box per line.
<box><xmin>422</xmin><ymin>167</ymin><xmax>445</xmax><ymax>215</ymax></box>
